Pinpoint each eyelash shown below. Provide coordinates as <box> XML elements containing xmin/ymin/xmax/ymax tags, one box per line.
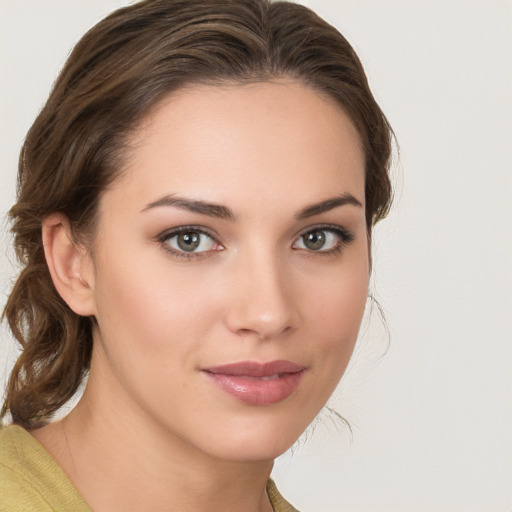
<box><xmin>157</xmin><ymin>224</ymin><xmax>354</xmax><ymax>261</ymax></box>
<box><xmin>157</xmin><ymin>225</ymin><xmax>221</xmax><ymax>262</ymax></box>
<box><xmin>292</xmin><ymin>224</ymin><xmax>354</xmax><ymax>256</ymax></box>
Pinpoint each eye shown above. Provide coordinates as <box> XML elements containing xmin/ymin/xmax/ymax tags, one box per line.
<box><xmin>293</xmin><ymin>226</ymin><xmax>353</xmax><ymax>253</ymax></box>
<box><xmin>158</xmin><ymin>227</ymin><xmax>222</xmax><ymax>257</ymax></box>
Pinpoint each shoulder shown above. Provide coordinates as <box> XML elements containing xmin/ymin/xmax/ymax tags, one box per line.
<box><xmin>0</xmin><ymin>425</ymin><xmax>54</xmax><ymax>511</ymax></box>
<box><xmin>0</xmin><ymin>425</ymin><xmax>91</xmax><ymax>512</ymax></box>
<box><xmin>267</xmin><ymin>479</ymin><xmax>301</xmax><ymax>512</ymax></box>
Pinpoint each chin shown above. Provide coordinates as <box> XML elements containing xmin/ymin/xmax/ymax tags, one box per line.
<box><xmin>208</xmin><ymin>435</ymin><xmax>296</xmax><ymax>463</ymax></box>
<box><xmin>190</xmin><ymin>413</ymin><xmax>312</xmax><ymax>463</ymax></box>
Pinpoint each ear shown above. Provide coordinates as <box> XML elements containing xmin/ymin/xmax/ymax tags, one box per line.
<box><xmin>42</xmin><ymin>213</ymin><xmax>96</xmax><ymax>316</ymax></box>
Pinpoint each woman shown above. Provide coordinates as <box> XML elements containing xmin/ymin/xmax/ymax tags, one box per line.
<box><xmin>0</xmin><ymin>0</ymin><xmax>392</xmax><ymax>510</ymax></box>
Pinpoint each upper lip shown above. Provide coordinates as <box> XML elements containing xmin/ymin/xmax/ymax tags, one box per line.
<box><xmin>202</xmin><ymin>360</ymin><xmax>305</xmax><ymax>377</ymax></box>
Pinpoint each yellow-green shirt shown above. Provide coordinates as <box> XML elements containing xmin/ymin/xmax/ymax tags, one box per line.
<box><xmin>0</xmin><ymin>425</ymin><xmax>299</xmax><ymax>511</ymax></box>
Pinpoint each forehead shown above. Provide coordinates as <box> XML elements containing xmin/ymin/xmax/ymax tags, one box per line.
<box><xmin>111</xmin><ymin>80</ymin><xmax>365</xmax><ymax>212</ymax></box>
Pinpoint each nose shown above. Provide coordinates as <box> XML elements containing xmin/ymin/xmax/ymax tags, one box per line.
<box><xmin>224</xmin><ymin>251</ymin><xmax>301</xmax><ymax>340</ymax></box>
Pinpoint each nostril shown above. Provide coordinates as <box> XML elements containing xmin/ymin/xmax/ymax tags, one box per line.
<box><xmin>223</xmin><ymin>265</ymin><xmax>301</xmax><ymax>339</ymax></box>
<box><xmin>233</xmin><ymin>323</ymin><xmax>297</xmax><ymax>341</ymax></box>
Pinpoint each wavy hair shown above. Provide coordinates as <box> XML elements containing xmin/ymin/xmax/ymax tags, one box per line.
<box><xmin>2</xmin><ymin>0</ymin><xmax>393</xmax><ymax>428</ymax></box>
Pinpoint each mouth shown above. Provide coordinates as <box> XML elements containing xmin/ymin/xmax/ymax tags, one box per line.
<box><xmin>201</xmin><ymin>360</ymin><xmax>306</xmax><ymax>406</ymax></box>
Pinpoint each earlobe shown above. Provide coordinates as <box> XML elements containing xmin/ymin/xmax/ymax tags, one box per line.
<box><xmin>42</xmin><ymin>213</ymin><xmax>96</xmax><ymax>316</ymax></box>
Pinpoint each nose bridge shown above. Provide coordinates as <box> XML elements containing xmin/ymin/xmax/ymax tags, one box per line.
<box><xmin>225</xmin><ymin>245</ymin><xmax>299</xmax><ymax>339</ymax></box>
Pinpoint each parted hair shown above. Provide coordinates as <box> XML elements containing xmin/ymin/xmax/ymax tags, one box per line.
<box><xmin>2</xmin><ymin>0</ymin><xmax>393</xmax><ymax>428</ymax></box>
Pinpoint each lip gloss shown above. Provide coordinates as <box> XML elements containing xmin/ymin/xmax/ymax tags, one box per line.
<box><xmin>202</xmin><ymin>360</ymin><xmax>305</xmax><ymax>406</ymax></box>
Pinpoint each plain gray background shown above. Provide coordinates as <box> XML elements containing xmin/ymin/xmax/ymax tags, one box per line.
<box><xmin>1</xmin><ymin>1</ymin><xmax>511</xmax><ymax>511</ymax></box>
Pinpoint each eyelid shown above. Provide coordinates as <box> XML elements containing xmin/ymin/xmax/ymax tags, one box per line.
<box><xmin>155</xmin><ymin>223</ymin><xmax>354</xmax><ymax>261</ymax></box>
<box><xmin>292</xmin><ymin>223</ymin><xmax>354</xmax><ymax>252</ymax></box>
<box><xmin>156</xmin><ymin>225</ymin><xmax>223</xmax><ymax>260</ymax></box>
<box><xmin>294</xmin><ymin>223</ymin><xmax>354</xmax><ymax>240</ymax></box>
<box><xmin>157</xmin><ymin>224</ymin><xmax>219</xmax><ymax>242</ymax></box>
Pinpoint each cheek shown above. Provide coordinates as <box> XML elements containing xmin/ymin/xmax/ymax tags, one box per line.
<box><xmin>90</xmin><ymin>249</ymin><xmax>219</xmax><ymax>367</ymax></box>
<box><xmin>89</xmin><ymin>257</ymin><xmax>224</xmax><ymax>424</ymax></box>
<box><xmin>305</xmin><ymin>253</ymin><xmax>368</xmax><ymax>338</ymax></box>
<box><xmin>300</xmin><ymin>254</ymin><xmax>369</xmax><ymax>384</ymax></box>
<box><xmin>324</xmin><ymin>277</ymin><xmax>368</xmax><ymax>346</ymax></box>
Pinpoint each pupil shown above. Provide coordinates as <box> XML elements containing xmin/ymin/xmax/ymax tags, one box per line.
<box><xmin>178</xmin><ymin>232</ymin><xmax>200</xmax><ymax>251</ymax></box>
<box><xmin>304</xmin><ymin>230</ymin><xmax>325</xmax><ymax>250</ymax></box>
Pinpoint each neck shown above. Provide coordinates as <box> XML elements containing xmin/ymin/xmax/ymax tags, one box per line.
<box><xmin>33</xmin><ymin>371</ymin><xmax>275</xmax><ymax>512</ymax></box>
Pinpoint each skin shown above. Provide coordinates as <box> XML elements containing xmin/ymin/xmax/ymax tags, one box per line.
<box><xmin>35</xmin><ymin>81</ymin><xmax>369</xmax><ymax>512</ymax></box>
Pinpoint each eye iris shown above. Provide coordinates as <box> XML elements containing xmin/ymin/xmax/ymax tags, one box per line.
<box><xmin>177</xmin><ymin>232</ymin><xmax>200</xmax><ymax>251</ymax></box>
<box><xmin>303</xmin><ymin>230</ymin><xmax>326</xmax><ymax>250</ymax></box>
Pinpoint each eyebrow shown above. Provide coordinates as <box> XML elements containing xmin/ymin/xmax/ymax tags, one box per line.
<box><xmin>295</xmin><ymin>193</ymin><xmax>362</xmax><ymax>220</ymax></box>
<box><xmin>142</xmin><ymin>195</ymin><xmax>235</xmax><ymax>220</ymax></box>
<box><xmin>142</xmin><ymin>192</ymin><xmax>362</xmax><ymax>221</ymax></box>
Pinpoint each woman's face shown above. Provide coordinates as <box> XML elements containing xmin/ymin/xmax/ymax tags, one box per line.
<box><xmin>84</xmin><ymin>81</ymin><xmax>368</xmax><ymax>462</ymax></box>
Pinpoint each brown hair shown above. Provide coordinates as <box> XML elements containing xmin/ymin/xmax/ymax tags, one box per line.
<box><xmin>1</xmin><ymin>0</ymin><xmax>393</xmax><ymax>428</ymax></box>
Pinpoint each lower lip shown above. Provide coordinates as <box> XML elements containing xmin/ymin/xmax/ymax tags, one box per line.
<box><xmin>204</xmin><ymin>371</ymin><xmax>304</xmax><ymax>406</ymax></box>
